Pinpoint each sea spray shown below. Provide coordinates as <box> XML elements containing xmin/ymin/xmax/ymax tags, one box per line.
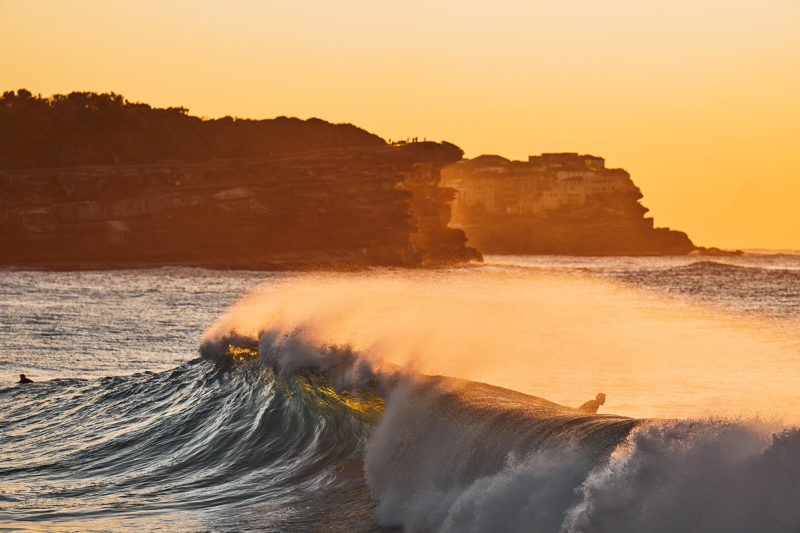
<box><xmin>5</xmin><ymin>262</ymin><xmax>800</xmax><ymax>532</ymax></box>
<box><xmin>199</xmin><ymin>268</ymin><xmax>800</xmax><ymax>421</ymax></box>
<box><xmin>562</xmin><ymin>420</ymin><xmax>800</xmax><ymax>533</ymax></box>
<box><xmin>196</xmin><ymin>267</ymin><xmax>800</xmax><ymax>531</ymax></box>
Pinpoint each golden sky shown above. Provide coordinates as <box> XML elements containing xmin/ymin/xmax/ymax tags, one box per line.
<box><xmin>2</xmin><ymin>0</ymin><xmax>799</xmax><ymax>249</ymax></box>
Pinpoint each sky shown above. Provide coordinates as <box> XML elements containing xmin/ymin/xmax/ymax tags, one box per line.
<box><xmin>2</xmin><ymin>0</ymin><xmax>799</xmax><ymax>249</ymax></box>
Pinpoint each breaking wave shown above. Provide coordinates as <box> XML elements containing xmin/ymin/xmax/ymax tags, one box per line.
<box><xmin>3</xmin><ymin>336</ymin><xmax>799</xmax><ymax>531</ymax></box>
<box><xmin>0</xmin><ymin>357</ymin><xmax>381</xmax><ymax>531</ymax></box>
<box><xmin>4</xmin><ymin>263</ymin><xmax>800</xmax><ymax>531</ymax></box>
<box><xmin>198</xmin><ymin>331</ymin><xmax>800</xmax><ymax>532</ymax></box>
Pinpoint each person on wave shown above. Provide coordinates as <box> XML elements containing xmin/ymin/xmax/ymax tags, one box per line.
<box><xmin>17</xmin><ymin>373</ymin><xmax>33</xmax><ymax>384</ymax></box>
<box><xmin>578</xmin><ymin>392</ymin><xmax>605</xmax><ymax>413</ymax></box>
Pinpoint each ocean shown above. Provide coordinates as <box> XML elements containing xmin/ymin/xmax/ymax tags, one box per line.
<box><xmin>2</xmin><ymin>255</ymin><xmax>799</xmax><ymax>532</ymax></box>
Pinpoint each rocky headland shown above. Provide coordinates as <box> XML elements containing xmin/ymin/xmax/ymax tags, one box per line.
<box><xmin>442</xmin><ymin>153</ymin><xmax>696</xmax><ymax>255</ymax></box>
<box><xmin>0</xmin><ymin>143</ymin><xmax>482</xmax><ymax>270</ymax></box>
<box><xmin>0</xmin><ymin>90</ymin><xmax>479</xmax><ymax>269</ymax></box>
<box><xmin>1</xmin><ymin>90</ymin><xmax>703</xmax><ymax>268</ymax></box>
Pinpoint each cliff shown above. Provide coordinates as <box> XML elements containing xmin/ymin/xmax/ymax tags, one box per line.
<box><xmin>0</xmin><ymin>90</ymin><xmax>697</xmax><ymax>263</ymax></box>
<box><xmin>0</xmin><ymin>142</ymin><xmax>481</xmax><ymax>270</ymax></box>
<box><xmin>442</xmin><ymin>153</ymin><xmax>695</xmax><ymax>255</ymax></box>
<box><xmin>0</xmin><ymin>90</ymin><xmax>479</xmax><ymax>269</ymax></box>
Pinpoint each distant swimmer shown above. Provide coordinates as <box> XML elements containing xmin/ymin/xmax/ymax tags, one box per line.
<box><xmin>17</xmin><ymin>374</ymin><xmax>33</xmax><ymax>384</ymax></box>
<box><xmin>578</xmin><ymin>392</ymin><xmax>605</xmax><ymax>414</ymax></box>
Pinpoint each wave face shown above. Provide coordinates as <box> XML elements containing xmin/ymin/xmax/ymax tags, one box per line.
<box><xmin>364</xmin><ymin>376</ymin><xmax>637</xmax><ymax>533</ymax></box>
<box><xmin>4</xmin><ymin>336</ymin><xmax>800</xmax><ymax>532</ymax></box>
<box><xmin>0</xmin><ymin>358</ymin><xmax>383</xmax><ymax>531</ymax></box>
<box><xmin>199</xmin><ymin>333</ymin><xmax>800</xmax><ymax>533</ymax></box>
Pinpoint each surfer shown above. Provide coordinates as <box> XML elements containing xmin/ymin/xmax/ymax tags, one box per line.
<box><xmin>578</xmin><ymin>392</ymin><xmax>605</xmax><ymax>413</ymax></box>
<box><xmin>17</xmin><ymin>373</ymin><xmax>33</xmax><ymax>384</ymax></box>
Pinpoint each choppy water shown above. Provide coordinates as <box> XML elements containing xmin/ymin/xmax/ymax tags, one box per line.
<box><xmin>489</xmin><ymin>254</ymin><xmax>800</xmax><ymax>319</ymax></box>
<box><xmin>2</xmin><ymin>255</ymin><xmax>799</xmax><ymax>532</ymax></box>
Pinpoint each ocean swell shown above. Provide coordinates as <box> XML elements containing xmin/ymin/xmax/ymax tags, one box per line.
<box><xmin>4</xmin><ymin>333</ymin><xmax>799</xmax><ymax>532</ymax></box>
<box><xmin>199</xmin><ymin>332</ymin><xmax>800</xmax><ymax>532</ymax></box>
<box><xmin>0</xmin><ymin>358</ymin><xmax>380</xmax><ymax>531</ymax></box>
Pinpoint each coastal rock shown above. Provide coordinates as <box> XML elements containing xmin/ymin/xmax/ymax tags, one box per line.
<box><xmin>442</xmin><ymin>153</ymin><xmax>696</xmax><ymax>255</ymax></box>
<box><xmin>0</xmin><ymin>143</ymin><xmax>481</xmax><ymax>270</ymax></box>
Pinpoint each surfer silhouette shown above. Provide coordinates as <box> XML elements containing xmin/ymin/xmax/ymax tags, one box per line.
<box><xmin>578</xmin><ymin>392</ymin><xmax>605</xmax><ymax>413</ymax></box>
<box><xmin>17</xmin><ymin>373</ymin><xmax>33</xmax><ymax>384</ymax></box>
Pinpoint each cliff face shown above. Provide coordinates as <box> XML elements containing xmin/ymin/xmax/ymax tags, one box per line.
<box><xmin>458</xmin><ymin>197</ymin><xmax>696</xmax><ymax>255</ymax></box>
<box><xmin>0</xmin><ymin>142</ymin><xmax>481</xmax><ymax>269</ymax></box>
<box><xmin>0</xmin><ymin>91</ymin><xmax>696</xmax><ymax>261</ymax></box>
<box><xmin>442</xmin><ymin>153</ymin><xmax>695</xmax><ymax>256</ymax></box>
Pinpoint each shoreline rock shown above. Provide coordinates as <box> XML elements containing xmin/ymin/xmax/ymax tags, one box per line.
<box><xmin>442</xmin><ymin>153</ymin><xmax>697</xmax><ymax>256</ymax></box>
<box><xmin>0</xmin><ymin>143</ymin><xmax>481</xmax><ymax>270</ymax></box>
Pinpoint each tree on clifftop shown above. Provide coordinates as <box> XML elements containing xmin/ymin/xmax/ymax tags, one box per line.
<box><xmin>0</xmin><ymin>90</ymin><xmax>385</xmax><ymax>168</ymax></box>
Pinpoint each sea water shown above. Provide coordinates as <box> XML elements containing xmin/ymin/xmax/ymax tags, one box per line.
<box><xmin>1</xmin><ymin>255</ymin><xmax>799</xmax><ymax>532</ymax></box>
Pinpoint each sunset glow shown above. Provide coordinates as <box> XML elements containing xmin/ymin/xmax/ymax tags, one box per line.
<box><xmin>3</xmin><ymin>0</ymin><xmax>798</xmax><ymax>249</ymax></box>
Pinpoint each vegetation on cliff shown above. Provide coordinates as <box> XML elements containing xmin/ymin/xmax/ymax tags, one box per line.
<box><xmin>0</xmin><ymin>89</ymin><xmax>385</xmax><ymax>168</ymax></box>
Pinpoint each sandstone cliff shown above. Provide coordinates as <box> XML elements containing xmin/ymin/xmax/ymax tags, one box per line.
<box><xmin>442</xmin><ymin>153</ymin><xmax>695</xmax><ymax>255</ymax></box>
<box><xmin>0</xmin><ymin>90</ymin><xmax>697</xmax><ymax>263</ymax></box>
<box><xmin>0</xmin><ymin>142</ymin><xmax>481</xmax><ymax>269</ymax></box>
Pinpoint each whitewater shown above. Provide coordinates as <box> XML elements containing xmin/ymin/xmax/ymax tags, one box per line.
<box><xmin>2</xmin><ymin>255</ymin><xmax>800</xmax><ymax>532</ymax></box>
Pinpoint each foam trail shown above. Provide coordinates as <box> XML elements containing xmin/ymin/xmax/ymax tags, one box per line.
<box><xmin>367</xmin><ymin>397</ymin><xmax>800</xmax><ymax>533</ymax></box>
<box><xmin>561</xmin><ymin>421</ymin><xmax>800</xmax><ymax>533</ymax></box>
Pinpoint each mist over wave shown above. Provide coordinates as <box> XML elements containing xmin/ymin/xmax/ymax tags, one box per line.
<box><xmin>4</xmin><ymin>263</ymin><xmax>800</xmax><ymax>531</ymax></box>
<box><xmin>200</xmin><ymin>268</ymin><xmax>800</xmax><ymax>421</ymax></box>
<box><xmin>194</xmin><ymin>265</ymin><xmax>800</xmax><ymax>531</ymax></box>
